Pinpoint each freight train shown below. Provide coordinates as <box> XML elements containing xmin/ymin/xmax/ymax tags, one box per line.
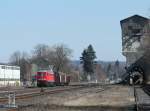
<box><xmin>120</xmin><ymin>15</ymin><xmax>150</xmax><ymax>84</ymax></box>
<box><xmin>36</xmin><ymin>70</ymin><xmax>70</xmax><ymax>87</ymax></box>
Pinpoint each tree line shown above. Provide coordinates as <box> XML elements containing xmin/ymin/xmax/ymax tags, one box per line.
<box><xmin>10</xmin><ymin>43</ymin><xmax>109</xmax><ymax>82</ymax></box>
<box><xmin>9</xmin><ymin>44</ymin><xmax>72</xmax><ymax>82</ymax></box>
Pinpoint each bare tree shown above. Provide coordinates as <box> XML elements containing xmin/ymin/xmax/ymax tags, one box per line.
<box><xmin>32</xmin><ymin>44</ymin><xmax>50</xmax><ymax>68</ymax></box>
<box><xmin>32</xmin><ymin>44</ymin><xmax>49</xmax><ymax>58</ymax></box>
<box><xmin>48</xmin><ymin>44</ymin><xmax>72</xmax><ymax>73</ymax></box>
<box><xmin>95</xmin><ymin>64</ymin><xmax>107</xmax><ymax>81</ymax></box>
<box><xmin>9</xmin><ymin>51</ymin><xmax>21</xmax><ymax>65</ymax></box>
<box><xmin>9</xmin><ymin>51</ymin><xmax>31</xmax><ymax>82</ymax></box>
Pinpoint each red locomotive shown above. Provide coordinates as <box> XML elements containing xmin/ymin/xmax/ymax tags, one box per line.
<box><xmin>36</xmin><ymin>70</ymin><xmax>70</xmax><ymax>87</ymax></box>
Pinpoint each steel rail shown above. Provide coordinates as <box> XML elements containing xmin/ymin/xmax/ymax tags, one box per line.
<box><xmin>0</xmin><ymin>85</ymin><xmax>95</xmax><ymax>103</ymax></box>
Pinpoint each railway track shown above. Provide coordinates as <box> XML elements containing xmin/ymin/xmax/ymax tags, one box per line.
<box><xmin>0</xmin><ymin>86</ymin><xmax>86</xmax><ymax>102</ymax></box>
<box><xmin>14</xmin><ymin>85</ymin><xmax>135</xmax><ymax>111</ymax></box>
<box><xmin>134</xmin><ymin>85</ymin><xmax>150</xmax><ymax>111</ymax></box>
<box><xmin>0</xmin><ymin>82</ymin><xmax>102</xmax><ymax>96</ymax></box>
<box><xmin>0</xmin><ymin>83</ymin><xmax>103</xmax><ymax>109</ymax></box>
<box><xmin>0</xmin><ymin>86</ymin><xmax>73</xmax><ymax>97</ymax></box>
<box><xmin>8</xmin><ymin>84</ymin><xmax>107</xmax><ymax>111</ymax></box>
<box><xmin>5</xmin><ymin>84</ymin><xmax>134</xmax><ymax>111</ymax></box>
<box><xmin>63</xmin><ymin>86</ymin><xmax>107</xmax><ymax>101</ymax></box>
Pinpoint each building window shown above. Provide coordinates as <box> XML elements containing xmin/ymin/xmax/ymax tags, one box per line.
<box><xmin>128</xmin><ymin>26</ymin><xmax>132</xmax><ymax>30</ymax></box>
<box><xmin>132</xmin><ymin>29</ymin><xmax>141</xmax><ymax>34</ymax></box>
<box><xmin>1</xmin><ymin>66</ymin><xmax>5</xmax><ymax>69</ymax></box>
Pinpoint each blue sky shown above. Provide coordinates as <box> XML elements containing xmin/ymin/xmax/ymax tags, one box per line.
<box><xmin>0</xmin><ymin>0</ymin><xmax>150</xmax><ymax>62</ymax></box>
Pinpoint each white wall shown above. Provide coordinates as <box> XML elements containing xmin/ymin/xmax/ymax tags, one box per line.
<box><xmin>0</xmin><ymin>65</ymin><xmax>20</xmax><ymax>86</ymax></box>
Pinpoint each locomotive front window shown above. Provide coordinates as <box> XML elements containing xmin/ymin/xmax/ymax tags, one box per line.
<box><xmin>38</xmin><ymin>72</ymin><xmax>45</xmax><ymax>77</ymax></box>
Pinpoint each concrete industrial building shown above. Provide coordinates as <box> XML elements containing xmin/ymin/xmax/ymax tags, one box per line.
<box><xmin>120</xmin><ymin>15</ymin><xmax>150</xmax><ymax>84</ymax></box>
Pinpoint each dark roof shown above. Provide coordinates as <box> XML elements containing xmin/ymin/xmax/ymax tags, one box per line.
<box><xmin>120</xmin><ymin>14</ymin><xmax>149</xmax><ymax>24</ymax></box>
<box><xmin>0</xmin><ymin>63</ymin><xmax>19</xmax><ymax>67</ymax></box>
<box><xmin>0</xmin><ymin>63</ymin><xmax>9</xmax><ymax>65</ymax></box>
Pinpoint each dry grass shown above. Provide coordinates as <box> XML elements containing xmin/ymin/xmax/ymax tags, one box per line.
<box><xmin>8</xmin><ymin>85</ymin><xmax>135</xmax><ymax>111</ymax></box>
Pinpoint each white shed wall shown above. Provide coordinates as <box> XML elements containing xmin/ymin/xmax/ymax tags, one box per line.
<box><xmin>0</xmin><ymin>65</ymin><xmax>20</xmax><ymax>86</ymax></box>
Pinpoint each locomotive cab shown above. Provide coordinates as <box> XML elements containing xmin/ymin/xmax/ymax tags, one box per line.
<box><xmin>36</xmin><ymin>70</ymin><xmax>55</xmax><ymax>87</ymax></box>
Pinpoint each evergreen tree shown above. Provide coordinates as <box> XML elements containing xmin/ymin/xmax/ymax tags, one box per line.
<box><xmin>115</xmin><ymin>60</ymin><xmax>120</xmax><ymax>79</ymax></box>
<box><xmin>107</xmin><ymin>63</ymin><xmax>112</xmax><ymax>75</ymax></box>
<box><xmin>115</xmin><ymin>60</ymin><xmax>119</xmax><ymax>67</ymax></box>
<box><xmin>80</xmin><ymin>44</ymin><xmax>96</xmax><ymax>81</ymax></box>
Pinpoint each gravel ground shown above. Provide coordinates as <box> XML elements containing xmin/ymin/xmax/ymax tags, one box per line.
<box><xmin>4</xmin><ymin>85</ymin><xmax>135</xmax><ymax>111</ymax></box>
